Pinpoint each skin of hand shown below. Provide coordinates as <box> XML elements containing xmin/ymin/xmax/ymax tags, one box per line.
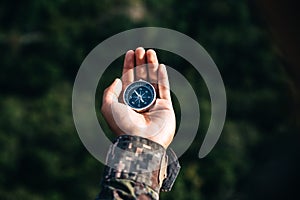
<box><xmin>101</xmin><ymin>47</ymin><xmax>176</xmax><ymax>149</ymax></box>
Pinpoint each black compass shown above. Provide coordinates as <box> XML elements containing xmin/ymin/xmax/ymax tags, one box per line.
<box><xmin>123</xmin><ymin>80</ymin><xmax>156</xmax><ymax>112</ymax></box>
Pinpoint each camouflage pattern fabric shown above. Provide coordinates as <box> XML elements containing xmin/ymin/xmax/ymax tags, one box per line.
<box><xmin>96</xmin><ymin>179</ymin><xmax>157</xmax><ymax>200</ymax></box>
<box><xmin>96</xmin><ymin>135</ymin><xmax>180</xmax><ymax>200</ymax></box>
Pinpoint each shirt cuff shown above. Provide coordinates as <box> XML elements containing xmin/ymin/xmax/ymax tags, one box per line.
<box><xmin>102</xmin><ymin>135</ymin><xmax>180</xmax><ymax>196</ymax></box>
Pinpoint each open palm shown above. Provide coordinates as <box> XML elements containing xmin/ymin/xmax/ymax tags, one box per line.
<box><xmin>101</xmin><ymin>47</ymin><xmax>176</xmax><ymax>148</ymax></box>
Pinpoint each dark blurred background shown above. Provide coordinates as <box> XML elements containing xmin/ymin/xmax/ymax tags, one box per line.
<box><xmin>0</xmin><ymin>0</ymin><xmax>299</xmax><ymax>199</ymax></box>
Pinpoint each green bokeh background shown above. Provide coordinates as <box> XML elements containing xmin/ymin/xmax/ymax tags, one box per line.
<box><xmin>0</xmin><ymin>0</ymin><xmax>299</xmax><ymax>199</ymax></box>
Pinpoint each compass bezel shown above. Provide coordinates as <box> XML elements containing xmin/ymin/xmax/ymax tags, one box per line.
<box><xmin>123</xmin><ymin>80</ymin><xmax>156</xmax><ymax>112</ymax></box>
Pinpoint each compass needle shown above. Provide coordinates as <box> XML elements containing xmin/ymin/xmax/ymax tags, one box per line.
<box><xmin>123</xmin><ymin>80</ymin><xmax>156</xmax><ymax>112</ymax></box>
<box><xmin>134</xmin><ymin>90</ymin><xmax>139</xmax><ymax>96</ymax></box>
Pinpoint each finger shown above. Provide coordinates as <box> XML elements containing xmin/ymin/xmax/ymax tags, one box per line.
<box><xmin>102</xmin><ymin>78</ymin><xmax>122</xmax><ymax>105</ymax></box>
<box><xmin>146</xmin><ymin>49</ymin><xmax>159</xmax><ymax>90</ymax></box>
<box><xmin>158</xmin><ymin>64</ymin><xmax>171</xmax><ymax>101</ymax></box>
<box><xmin>122</xmin><ymin>50</ymin><xmax>134</xmax><ymax>91</ymax></box>
<box><xmin>135</xmin><ymin>47</ymin><xmax>147</xmax><ymax>80</ymax></box>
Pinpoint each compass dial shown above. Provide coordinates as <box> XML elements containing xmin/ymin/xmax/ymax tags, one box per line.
<box><xmin>123</xmin><ymin>80</ymin><xmax>156</xmax><ymax>112</ymax></box>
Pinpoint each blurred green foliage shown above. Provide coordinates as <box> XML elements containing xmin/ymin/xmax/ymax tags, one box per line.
<box><xmin>0</xmin><ymin>0</ymin><xmax>299</xmax><ymax>199</ymax></box>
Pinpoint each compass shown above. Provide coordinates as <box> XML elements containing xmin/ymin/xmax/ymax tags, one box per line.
<box><xmin>123</xmin><ymin>80</ymin><xmax>156</xmax><ymax>112</ymax></box>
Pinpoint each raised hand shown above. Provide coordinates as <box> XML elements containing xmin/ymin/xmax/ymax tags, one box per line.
<box><xmin>101</xmin><ymin>47</ymin><xmax>176</xmax><ymax>148</ymax></box>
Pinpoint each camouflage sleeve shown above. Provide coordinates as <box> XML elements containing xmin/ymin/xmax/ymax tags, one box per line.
<box><xmin>95</xmin><ymin>135</ymin><xmax>180</xmax><ymax>200</ymax></box>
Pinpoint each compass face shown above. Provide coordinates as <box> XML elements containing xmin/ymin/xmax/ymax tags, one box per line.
<box><xmin>123</xmin><ymin>80</ymin><xmax>156</xmax><ymax>112</ymax></box>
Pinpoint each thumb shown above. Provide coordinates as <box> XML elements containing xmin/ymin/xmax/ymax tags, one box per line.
<box><xmin>103</xmin><ymin>78</ymin><xmax>122</xmax><ymax>104</ymax></box>
<box><xmin>112</xmin><ymin>78</ymin><xmax>122</xmax><ymax>101</ymax></box>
